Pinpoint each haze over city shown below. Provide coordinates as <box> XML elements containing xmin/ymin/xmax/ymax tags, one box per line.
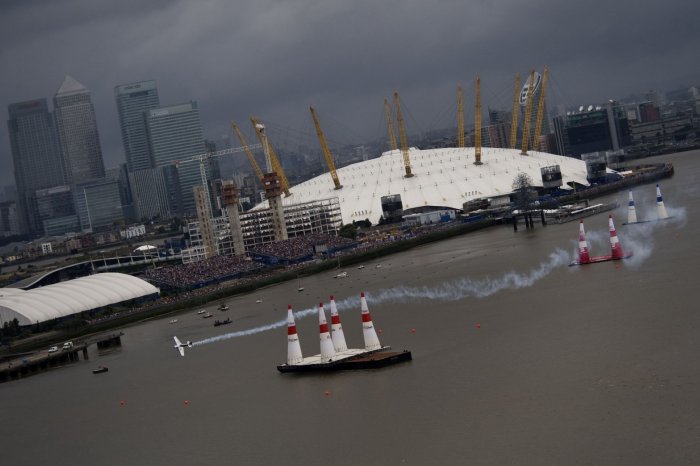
<box><xmin>1</xmin><ymin>0</ymin><xmax>699</xmax><ymax>188</ymax></box>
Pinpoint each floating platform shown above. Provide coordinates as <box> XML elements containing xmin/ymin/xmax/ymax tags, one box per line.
<box><xmin>623</xmin><ymin>216</ymin><xmax>673</xmax><ymax>226</ymax></box>
<box><xmin>277</xmin><ymin>347</ymin><xmax>412</xmax><ymax>373</ymax></box>
<box><xmin>569</xmin><ymin>252</ymin><xmax>634</xmax><ymax>266</ymax></box>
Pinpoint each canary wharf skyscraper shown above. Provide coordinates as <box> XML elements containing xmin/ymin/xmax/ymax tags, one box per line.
<box><xmin>7</xmin><ymin>98</ymin><xmax>67</xmax><ymax>235</ymax></box>
<box><xmin>146</xmin><ymin>102</ymin><xmax>206</xmax><ymax>215</ymax></box>
<box><xmin>54</xmin><ymin>75</ymin><xmax>106</xmax><ymax>183</ymax></box>
<box><xmin>115</xmin><ymin>80</ymin><xmax>160</xmax><ymax>172</ymax></box>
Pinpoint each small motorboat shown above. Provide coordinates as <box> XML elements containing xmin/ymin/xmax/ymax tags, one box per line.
<box><xmin>202</xmin><ymin>312</ymin><xmax>213</xmax><ymax>319</ymax></box>
<box><xmin>297</xmin><ymin>287</ymin><xmax>304</xmax><ymax>292</ymax></box>
<box><xmin>92</xmin><ymin>366</ymin><xmax>108</xmax><ymax>374</ymax></box>
<box><xmin>357</xmin><ymin>265</ymin><xmax>365</xmax><ymax>269</ymax></box>
<box><xmin>218</xmin><ymin>303</ymin><xmax>229</xmax><ymax>311</ymax></box>
<box><xmin>255</xmin><ymin>299</ymin><xmax>263</xmax><ymax>304</ymax></box>
<box><xmin>196</xmin><ymin>310</ymin><xmax>206</xmax><ymax>315</ymax></box>
<box><xmin>214</xmin><ymin>318</ymin><xmax>232</xmax><ymax>327</ymax></box>
<box><xmin>169</xmin><ymin>319</ymin><xmax>178</xmax><ymax>324</ymax></box>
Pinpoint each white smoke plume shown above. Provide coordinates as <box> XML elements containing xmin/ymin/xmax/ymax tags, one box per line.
<box><xmin>192</xmin><ymin>249</ymin><xmax>570</xmax><ymax>346</ymax></box>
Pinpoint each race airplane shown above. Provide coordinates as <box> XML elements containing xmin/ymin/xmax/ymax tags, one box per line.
<box><xmin>173</xmin><ymin>336</ymin><xmax>192</xmax><ymax>357</ymax></box>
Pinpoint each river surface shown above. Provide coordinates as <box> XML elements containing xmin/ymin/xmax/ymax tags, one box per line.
<box><xmin>3</xmin><ymin>151</ymin><xmax>700</xmax><ymax>465</ymax></box>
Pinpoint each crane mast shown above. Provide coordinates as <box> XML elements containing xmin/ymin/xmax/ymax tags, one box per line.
<box><xmin>249</xmin><ymin>117</ymin><xmax>291</xmax><ymax>196</ymax></box>
<box><xmin>393</xmin><ymin>92</ymin><xmax>413</xmax><ymax>178</ymax></box>
<box><xmin>532</xmin><ymin>66</ymin><xmax>549</xmax><ymax>152</ymax></box>
<box><xmin>174</xmin><ymin>144</ymin><xmax>261</xmax><ymax>217</ymax></box>
<box><xmin>474</xmin><ymin>76</ymin><xmax>483</xmax><ymax>165</ymax></box>
<box><xmin>231</xmin><ymin>122</ymin><xmax>264</xmax><ymax>182</ymax></box>
<box><xmin>509</xmin><ymin>73</ymin><xmax>521</xmax><ymax>149</ymax></box>
<box><xmin>309</xmin><ymin>106</ymin><xmax>342</xmax><ymax>189</ymax></box>
<box><xmin>520</xmin><ymin>69</ymin><xmax>536</xmax><ymax>155</ymax></box>
<box><xmin>384</xmin><ymin>98</ymin><xmax>398</xmax><ymax>151</ymax></box>
<box><xmin>457</xmin><ymin>84</ymin><xmax>465</xmax><ymax>148</ymax></box>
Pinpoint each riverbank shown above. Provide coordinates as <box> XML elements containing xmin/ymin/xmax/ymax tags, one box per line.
<box><xmin>1</xmin><ymin>161</ymin><xmax>674</xmax><ymax>355</ymax></box>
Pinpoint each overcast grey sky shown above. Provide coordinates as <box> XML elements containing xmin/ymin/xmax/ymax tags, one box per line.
<box><xmin>1</xmin><ymin>0</ymin><xmax>698</xmax><ymax>188</ymax></box>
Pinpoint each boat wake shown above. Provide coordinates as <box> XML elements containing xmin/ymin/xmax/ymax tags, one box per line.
<box><xmin>192</xmin><ymin>249</ymin><xmax>570</xmax><ymax>347</ymax></box>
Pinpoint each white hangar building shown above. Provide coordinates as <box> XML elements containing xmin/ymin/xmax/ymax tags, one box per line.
<box><xmin>0</xmin><ymin>273</ymin><xmax>160</xmax><ymax>326</ymax></box>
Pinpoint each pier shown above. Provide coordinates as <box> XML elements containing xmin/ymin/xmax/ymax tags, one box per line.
<box><xmin>0</xmin><ymin>332</ymin><xmax>123</xmax><ymax>383</ymax></box>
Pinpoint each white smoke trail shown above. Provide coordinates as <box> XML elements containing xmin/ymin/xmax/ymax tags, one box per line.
<box><xmin>192</xmin><ymin>249</ymin><xmax>570</xmax><ymax>346</ymax></box>
<box><xmin>622</xmin><ymin>205</ymin><xmax>686</xmax><ymax>267</ymax></box>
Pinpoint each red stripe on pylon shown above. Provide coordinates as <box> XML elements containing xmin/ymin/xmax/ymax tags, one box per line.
<box><xmin>362</xmin><ymin>312</ymin><xmax>372</xmax><ymax>323</ymax></box>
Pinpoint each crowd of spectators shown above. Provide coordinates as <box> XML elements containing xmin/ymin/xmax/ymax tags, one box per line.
<box><xmin>249</xmin><ymin>234</ymin><xmax>356</xmax><ymax>262</ymax></box>
<box><xmin>142</xmin><ymin>254</ymin><xmax>263</xmax><ymax>289</ymax></box>
<box><xmin>107</xmin><ymin>221</ymin><xmax>463</xmax><ymax>320</ymax></box>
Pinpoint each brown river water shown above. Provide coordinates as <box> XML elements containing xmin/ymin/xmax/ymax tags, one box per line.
<box><xmin>2</xmin><ymin>151</ymin><xmax>700</xmax><ymax>465</ymax></box>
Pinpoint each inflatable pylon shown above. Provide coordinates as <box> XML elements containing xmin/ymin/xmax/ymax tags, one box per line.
<box><xmin>318</xmin><ymin>303</ymin><xmax>336</xmax><ymax>363</ymax></box>
<box><xmin>286</xmin><ymin>304</ymin><xmax>303</xmax><ymax>365</ymax></box>
<box><xmin>608</xmin><ymin>215</ymin><xmax>625</xmax><ymax>260</ymax></box>
<box><xmin>656</xmin><ymin>184</ymin><xmax>669</xmax><ymax>220</ymax></box>
<box><xmin>627</xmin><ymin>191</ymin><xmax>638</xmax><ymax>224</ymax></box>
<box><xmin>577</xmin><ymin>220</ymin><xmax>590</xmax><ymax>264</ymax></box>
<box><xmin>329</xmin><ymin>295</ymin><xmax>347</xmax><ymax>352</ymax></box>
<box><xmin>360</xmin><ymin>292</ymin><xmax>381</xmax><ymax>351</ymax></box>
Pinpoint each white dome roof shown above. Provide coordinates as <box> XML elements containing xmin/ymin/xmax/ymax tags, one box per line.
<box><xmin>0</xmin><ymin>273</ymin><xmax>160</xmax><ymax>326</ymax></box>
<box><xmin>256</xmin><ymin>147</ymin><xmax>592</xmax><ymax>225</ymax></box>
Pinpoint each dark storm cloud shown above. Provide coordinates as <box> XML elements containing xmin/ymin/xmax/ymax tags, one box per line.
<box><xmin>1</xmin><ymin>0</ymin><xmax>698</xmax><ymax>185</ymax></box>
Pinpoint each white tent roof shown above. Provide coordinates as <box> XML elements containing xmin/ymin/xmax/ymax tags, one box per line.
<box><xmin>254</xmin><ymin>147</ymin><xmax>596</xmax><ymax>225</ymax></box>
<box><xmin>0</xmin><ymin>273</ymin><xmax>160</xmax><ymax>326</ymax></box>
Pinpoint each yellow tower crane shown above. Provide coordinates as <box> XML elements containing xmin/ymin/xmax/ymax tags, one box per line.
<box><xmin>520</xmin><ymin>69</ymin><xmax>536</xmax><ymax>155</ymax></box>
<box><xmin>474</xmin><ymin>76</ymin><xmax>483</xmax><ymax>165</ymax></box>
<box><xmin>309</xmin><ymin>106</ymin><xmax>342</xmax><ymax>190</ymax></box>
<box><xmin>384</xmin><ymin>98</ymin><xmax>398</xmax><ymax>151</ymax></box>
<box><xmin>231</xmin><ymin>121</ymin><xmax>264</xmax><ymax>183</ymax></box>
<box><xmin>393</xmin><ymin>91</ymin><xmax>414</xmax><ymax>178</ymax></box>
<box><xmin>532</xmin><ymin>66</ymin><xmax>549</xmax><ymax>152</ymax></box>
<box><xmin>249</xmin><ymin>117</ymin><xmax>291</xmax><ymax>196</ymax></box>
<box><xmin>509</xmin><ymin>73</ymin><xmax>521</xmax><ymax>149</ymax></box>
<box><xmin>457</xmin><ymin>84</ymin><xmax>465</xmax><ymax>148</ymax></box>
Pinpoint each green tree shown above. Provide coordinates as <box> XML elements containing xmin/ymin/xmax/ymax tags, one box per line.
<box><xmin>339</xmin><ymin>223</ymin><xmax>358</xmax><ymax>240</ymax></box>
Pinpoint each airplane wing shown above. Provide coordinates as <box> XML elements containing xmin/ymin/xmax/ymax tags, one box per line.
<box><xmin>173</xmin><ymin>336</ymin><xmax>181</xmax><ymax>347</ymax></box>
<box><xmin>178</xmin><ymin>346</ymin><xmax>185</xmax><ymax>357</ymax></box>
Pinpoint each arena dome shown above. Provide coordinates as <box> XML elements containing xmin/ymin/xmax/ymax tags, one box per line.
<box><xmin>0</xmin><ymin>273</ymin><xmax>160</xmax><ymax>326</ymax></box>
<box><xmin>256</xmin><ymin>147</ymin><xmax>597</xmax><ymax>225</ymax></box>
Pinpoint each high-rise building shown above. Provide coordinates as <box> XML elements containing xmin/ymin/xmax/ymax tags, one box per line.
<box><xmin>0</xmin><ymin>201</ymin><xmax>20</xmax><ymax>237</ymax></box>
<box><xmin>54</xmin><ymin>75</ymin><xmax>106</xmax><ymax>183</ymax></box>
<box><xmin>7</xmin><ymin>98</ymin><xmax>67</xmax><ymax>235</ymax></box>
<box><xmin>73</xmin><ymin>177</ymin><xmax>123</xmax><ymax>232</ymax></box>
<box><xmin>128</xmin><ymin>166</ymin><xmax>174</xmax><ymax>220</ymax></box>
<box><xmin>553</xmin><ymin>102</ymin><xmax>631</xmax><ymax>158</ymax></box>
<box><xmin>114</xmin><ymin>81</ymin><xmax>160</xmax><ymax>172</ymax></box>
<box><xmin>34</xmin><ymin>185</ymin><xmax>78</xmax><ymax>236</ymax></box>
<box><xmin>146</xmin><ymin>102</ymin><xmax>206</xmax><ymax>215</ymax></box>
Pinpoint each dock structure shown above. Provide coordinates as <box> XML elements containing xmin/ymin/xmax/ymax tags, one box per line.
<box><xmin>0</xmin><ymin>332</ymin><xmax>124</xmax><ymax>383</ymax></box>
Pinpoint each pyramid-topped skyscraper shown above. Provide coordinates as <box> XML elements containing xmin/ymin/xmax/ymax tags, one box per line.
<box><xmin>54</xmin><ymin>75</ymin><xmax>105</xmax><ymax>183</ymax></box>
